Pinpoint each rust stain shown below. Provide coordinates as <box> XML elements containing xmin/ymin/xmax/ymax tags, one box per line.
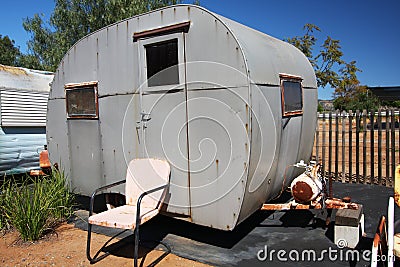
<box><xmin>395</xmin><ymin>165</ymin><xmax>400</xmax><ymax>206</ymax></box>
<box><xmin>133</xmin><ymin>21</ymin><xmax>190</xmax><ymax>41</ymax></box>
<box><xmin>39</xmin><ymin>150</ymin><xmax>51</xmax><ymax>168</ymax></box>
<box><xmin>373</xmin><ymin>233</ymin><xmax>380</xmax><ymax>247</ymax></box>
<box><xmin>395</xmin><ymin>192</ymin><xmax>400</xmax><ymax>207</ymax></box>
<box><xmin>0</xmin><ymin>65</ymin><xmax>28</xmax><ymax>76</ymax></box>
<box><xmin>325</xmin><ymin>198</ymin><xmax>359</xmax><ymax>210</ymax></box>
<box><xmin>262</xmin><ymin>197</ymin><xmax>361</xmax><ymax>211</ymax></box>
<box><xmin>373</xmin><ymin>216</ymin><xmax>386</xmax><ymax>247</ymax></box>
<box><xmin>291</xmin><ymin>181</ymin><xmax>313</xmax><ymax>203</ymax></box>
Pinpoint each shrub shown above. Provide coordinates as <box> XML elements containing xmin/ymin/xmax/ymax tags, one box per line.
<box><xmin>1</xmin><ymin>168</ymin><xmax>75</xmax><ymax>241</ymax></box>
<box><xmin>46</xmin><ymin>168</ymin><xmax>75</xmax><ymax>225</ymax></box>
<box><xmin>0</xmin><ymin>180</ymin><xmax>9</xmax><ymax>231</ymax></box>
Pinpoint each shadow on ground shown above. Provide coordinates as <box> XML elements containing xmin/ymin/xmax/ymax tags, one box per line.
<box><xmin>73</xmin><ymin>182</ymin><xmax>396</xmax><ymax>266</ymax></box>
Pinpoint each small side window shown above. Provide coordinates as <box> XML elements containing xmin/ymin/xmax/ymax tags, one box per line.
<box><xmin>145</xmin><ymin>39</ymin><xmax>179</xmax><ymax>87</ymax></box>
<box><xmin>280</xmin><ymin>74</ymin><xmax>303</xmax><ymax>117</ymax></box>
<box><xmin>65</xmin><ymin>82</ymin><xmax>98</xmax><ymax>119</ymax></box>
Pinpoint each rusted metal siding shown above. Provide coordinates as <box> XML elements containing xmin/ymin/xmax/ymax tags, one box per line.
<box><xmin>0</xmin><ymin>65</ymin><xmax>53</xmax><ymax>175</ymax></box>
<box><xmin>0</xmin><ymin>127</ymin><xmax>46</xmax><ymax>175</ymax></box>
<box><xmin>0</xmin><ymin>64</ymin><xmax>53</xmax><ymax>127</ymax></box>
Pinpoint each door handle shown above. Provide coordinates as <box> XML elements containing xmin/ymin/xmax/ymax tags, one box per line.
<box><xmin>140</xmin><ymin>112</ymin><xmax>151</xmax><ymax>122</ymax></box>
<box><xmin>135</xmin><ymin>121</ymin><xmax>141</xmax><ymax>144</ymax></box>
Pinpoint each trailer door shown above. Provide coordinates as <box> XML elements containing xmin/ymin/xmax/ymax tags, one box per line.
<box><xmin>137</xmin><ymin>32</ymin><xmax>190</xmax><ymax>216</ymax></box>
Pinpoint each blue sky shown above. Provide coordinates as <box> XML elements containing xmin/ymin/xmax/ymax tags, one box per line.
<box><xmin>1</xmin><ymin>0</ymin><xmax>399</xmax><ymax>99</ymax></box>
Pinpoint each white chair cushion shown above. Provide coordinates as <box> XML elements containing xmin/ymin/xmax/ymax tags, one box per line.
<box><xmin>88</xmin><ymin>158</ymin><xmax>170</xmax><ymax>230</ymax></box>
<box><xmin>88</xmin><ymin>205</ymin><xmax>159</xmax><ymax>229</ymax></box>
<box><xmin>125</xmin><ymin>158</ymin><xmax>170</xmax><ymax>207</ymax></box>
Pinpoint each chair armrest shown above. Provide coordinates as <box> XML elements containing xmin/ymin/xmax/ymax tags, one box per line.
<box><xmin>135</xmin><ymin>184</ymin><xmax>169</xmax><ymax>226</ymax></box>
<box><xmin>89</xmin><ymin>179</ymin><xmax>126</xmax><ymax>216</ymax></box>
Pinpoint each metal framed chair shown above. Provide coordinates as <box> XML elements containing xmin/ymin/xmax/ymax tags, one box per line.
<box><xmin>86</xmin><ymin>158</ymin><xmax>171</xmax><ymax>266</ymax></box>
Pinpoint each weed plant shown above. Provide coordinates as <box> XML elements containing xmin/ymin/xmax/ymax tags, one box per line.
<box><xmin>0</xmin><ymin>168</ymin><xmax>74</xmax><ymax>241</ymax></box>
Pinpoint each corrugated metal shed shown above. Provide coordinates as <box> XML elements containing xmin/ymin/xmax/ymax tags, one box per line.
<box><xmin>0</xmin><ymin>89</ymin><xmax>49</xmax><ymax>127</ymax></box>
<box><xmin>0</xmin><ymin>64</ymin><xmax>53</xmax><ymax>175</ymax></box>
<box><xmin>0</xmin><ymin>127</ymin><xmax>47</xmax><ymax>175</ymax></box>
<box><xmin>0</xmin><ymin>64</ymin><xmax>53</xmax><ymax>127</ymax></box>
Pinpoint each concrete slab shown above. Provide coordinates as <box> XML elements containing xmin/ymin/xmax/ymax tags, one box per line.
<box><xmin>73</xmin><ymin>182</ymin><xmax>398</xmax><ymax>266</ymax></box>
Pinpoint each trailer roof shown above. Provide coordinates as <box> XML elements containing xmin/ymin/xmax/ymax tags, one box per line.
<box><xmin>213</xmin><ymin>12</ymin><xmax>317</xmax><ymax>88</ymax></box>
<box><xmin>56</xmin><ymin>5</ymin><xmax>316</xmax><ymax>90</ymax></box>
<box><xmin>0</xmin><ymin>64</ymin><xmax>53</xmax><ymax>92</ymax></box>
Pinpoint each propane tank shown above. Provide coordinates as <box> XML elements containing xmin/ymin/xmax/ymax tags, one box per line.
<box><xmin>290</xmin><ymin>164</ymin><xmax>323</xmax><ymax>204</ymax></box>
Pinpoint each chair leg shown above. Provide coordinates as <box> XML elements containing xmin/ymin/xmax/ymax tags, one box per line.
<box><xmin>134</xmin><ymin>224</ymin><xmax>140</xmax><ymax>267</ymax></box>
<box><xmin>86</xmin><ymin>223</ymin><xmax>94</xmax><ymax>263</ymax></box>
<box><xmin>86</xmin><ymin>222</ymin><xmax>110</xmax><ymax>264</ymax></box>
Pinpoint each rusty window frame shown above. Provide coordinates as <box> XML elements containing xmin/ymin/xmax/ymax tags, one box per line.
<box><xmin>65</xmin><ymin>81</ymin><xmax>99</xmax><ymax>119</ymax></box>
<box><xmin>133</xmin><ymin>21</ymin><xmax>190</xmax><ymax>42</ymax></box>
<box><xmin>280</xmin><ymin>74</ymin><xmax>304</xmax><ymax>117</ymax></box>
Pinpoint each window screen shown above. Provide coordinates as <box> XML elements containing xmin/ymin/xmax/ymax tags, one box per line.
<box><xmin>145</xmin><ymin>39</ymin><xmax>179</xmax><ymax>87</ymax></box>
<box><xmin>281</xmin><ymin>79</ymin><xmax>303</xmax><ymax>116</ymax></box>
<box><xmin>65</xmin><ymin>83</ymin><xmax>98</xmax><ymax>119</ymax></box>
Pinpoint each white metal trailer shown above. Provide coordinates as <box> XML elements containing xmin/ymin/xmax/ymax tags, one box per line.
<box><xmin>47</xmin><ymin>5</ymin><xmax>317</xmax><ymax>230</ymax></box>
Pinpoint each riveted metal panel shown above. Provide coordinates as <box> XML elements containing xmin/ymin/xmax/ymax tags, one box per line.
<box><xmin>187</xmin><ymin>86</ymin><xmax>249</xmax><ymax>229</ymax></box>
<box><xmin>100</xmin><ymin>94</ymin><xmax>140</xmax><ymax>192</ymax></box>
<box><xmin>215</xmin><ymin>15</ymin><xmax>317</xmax><ymax>89</ymax></box>
<box><xmin>47</xmin><ymin>98</ymin><xmax>71</xmax><ymax>180</ymax></box>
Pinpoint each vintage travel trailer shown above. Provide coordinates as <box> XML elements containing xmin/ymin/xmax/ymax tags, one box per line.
<box><xmin>0</xmin><ymin>65</ymin><xmax>53</xmax><ymax>176</ymax></box>
<box><xmin>47</xmin><ymin>5</ymin><xmax>318</xmax><ymax>230</ymax></box>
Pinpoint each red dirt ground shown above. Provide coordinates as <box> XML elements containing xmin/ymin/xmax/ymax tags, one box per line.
<box><xmin>0</xmin><ymin>223</ymin><xmax>211</xmax><ymax>267</ymax></box>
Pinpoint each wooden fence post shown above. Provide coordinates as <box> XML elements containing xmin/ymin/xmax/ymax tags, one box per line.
<box><xmin>386</xmin><ymin>109</ymin><xmax>390</xmax><ymax>183</ymax></box>
<box><xmin>335</xmin><ymin>110</ymin><xmax>339</xmax><ymax>181</ymax></box>
<box><xmin>322</xmin><ymin>113</ymin><xmax>326</xmax><ymax>176</ymax></box>
<box><xmin>370</xmin><ymin>110</ymin><xmax>375</xmax><ymax>184</ymax></box>
<box><xmin>378</xmin><ymin>109</ymin><xmax>382</xmax><ymax>184</ymax></box>
<box><xmin>316</xmin><ymin>112</ymin><xmax>320</xmax><ymax>163</ymax></box>
<box><xmin>363</xmin><ymin>110</ymin><xmax>367</xmax><ymax>184</ymax></box>
<box><xmin>349</xmin><ymin>110</ymin><xmax>353</xmax><ymax>183</ymax></box>
<box><xmin>329</xmin><ymin>111</ymin><xmax>333</xmax><ymax>183</ymax></box>
<box><xmin>356</xmin><ymin>110</ymin><xmax>360</xmax><ymax>183</ymax></box>
<box><xmin>391</xmin><ymin>109</ymin><xmax>396</xmax><ymax>184</ymax></box>
<box><xmin>342</xmin><ymin>111</ymin><xmax>346</xmax><ymax>183</ymax></box>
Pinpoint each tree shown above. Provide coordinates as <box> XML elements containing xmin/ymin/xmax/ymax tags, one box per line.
<box><xmin>23</xmin><ymin>0</ymin><xmax>184</xmax><ymax>71</ymax></box>
<box><xmin>333</xmin><ymin>86</ymin><xmax>380</xmax><ymax>111</ymax></box>
<box><xmin>18</xmin><ymin>54</ymin><xmax>43</xmax><ymax>70</ymax></box>
<box><xmin>286</xmin><ymin>24</ymin><xmax>359</xmax><ymax>89</ymax></box>
<box><xmin>286</xmin><ymin>24</ymin><xmax>374</xmax><ymax>111</ymax></box>
<box><xmin>0</xmin><ymin>35</ymin><xmax>21</xmax><ymax>66</ymax></box>
<box><xmin>0</xmin><ymin>34</ymin><xmax>46</xmax><ymax>69</ymax></box>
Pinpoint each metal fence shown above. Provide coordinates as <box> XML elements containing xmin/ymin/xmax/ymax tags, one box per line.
<box><xmin>313</xmin><ymin>109</ymin><xmax>400</xmax><ymax>187</ymax></box>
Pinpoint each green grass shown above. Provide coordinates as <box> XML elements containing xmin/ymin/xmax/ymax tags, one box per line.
<box><xmin>0</xmin><ymin>168</ymin><xmax>75</xmax><ymax>241</ymax></box>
